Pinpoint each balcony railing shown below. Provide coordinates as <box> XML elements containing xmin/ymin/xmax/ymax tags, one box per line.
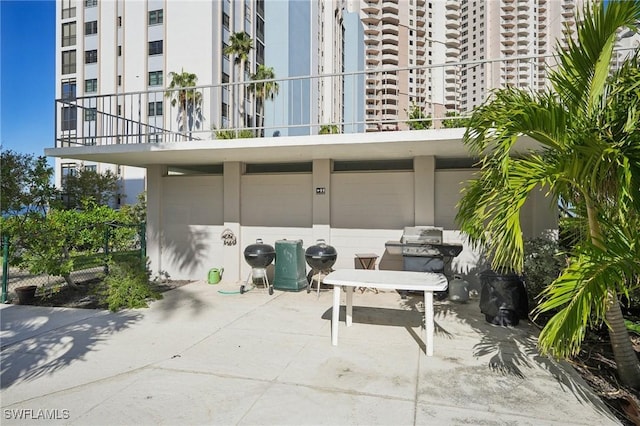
<box><xmin>52</xmin><ymin>51</ymin><xmax>634</xmax><ymax>147</ymax></box>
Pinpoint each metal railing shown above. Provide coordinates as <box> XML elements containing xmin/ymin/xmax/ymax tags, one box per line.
<box><xmin>53</xmin><ymin>50</ymin><xmax>635</xmax><ymax>147</ymax></box>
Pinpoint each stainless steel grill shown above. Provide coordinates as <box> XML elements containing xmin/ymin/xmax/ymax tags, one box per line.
<box><xmin>386</xmin><ymin>227</ymin><xmax>463</xmax><ymax>261</ymax></box>
<box><xmin>386</xmin><ymin>226</ymin><xmax>463</xmax><ymax>299</ymax></box>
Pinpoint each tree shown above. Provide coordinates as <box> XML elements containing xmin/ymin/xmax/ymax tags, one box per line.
<box><xmin>319</xmin><ymin>124</ymin><xmax>340</xmax><ymax>135</ymax></box>
<box><xmin>249</xmin><ymin>65</ymin><xmax>279</xmax><ymax>137</ymax></box>
<box><xmin>165</xmin><ymin>69</ymin><xmax>202</xmax><ymax>140</ymax></box>
<box><xmin>224</xmin><ymin>32</ymin><xmax>253</xmax><ymax>129</ymax></box>
<box><xmin>61</xmin><ymin>166</ymin><xmax>119</xmax><ymax>210</ymax></box>
<box><xmin>406</xmin><ymin>103</ymin><xmax>432</xmax><ymax>130</ymax></box>
<box><xmin>455</xmin><ymin>1</ymin><xmax>640</xmax><ymax>387</ymax></box>
<box><xmin>441</xmin><ymin>111</ymin><xmax>471</xmax><ymax>129</ymax></box>
<box><xmin>0</xmin><ymin>151</ymin><xmax>58</xmax><ymax>216</ymax></box>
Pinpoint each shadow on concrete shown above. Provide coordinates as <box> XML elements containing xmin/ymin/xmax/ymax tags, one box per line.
<box><xmin>433</xmin><ymin>300</ymin><xmax>614</xmax><ymax>419</ymax></box>
<box><xmin>0</xmin><ymin>306</ymin><xmax>141</xmax><ymax>389</ymax></box>
<box><xmin>149</xmin><ymin>282</ymin><xmax>208</xmax><ymax>320</ymax></box>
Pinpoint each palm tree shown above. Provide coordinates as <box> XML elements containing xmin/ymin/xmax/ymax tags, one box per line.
<box><xmin>224</xmin><ymin>32</ymin><xmax>253</xmax><ymax>129</ymax></box>
<box><xmin>249</xmin><ymin>65</ymin><xmax>279</xmax><ymax>137</ymax></box>
<box><xmin>165</xmin><ymin>69</ymin><xmax>202</xmax><ymax>140</ymax></box>
<box><xmin>455</xmin><ymin>1</ymin><xmax>640</xmax><ymax>388</ymax></box>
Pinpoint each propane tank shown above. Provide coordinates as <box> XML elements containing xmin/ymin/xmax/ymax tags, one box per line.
<box><xmin>448</xmin><ymin>274</ymin><xmax>470</xmax><ymax>303</ymax></box>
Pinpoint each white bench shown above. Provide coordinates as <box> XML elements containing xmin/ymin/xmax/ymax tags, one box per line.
<box><xmin>323</xmin><ymin>269</ymin><xmax>448</xmax><ymax>356</ymax></box>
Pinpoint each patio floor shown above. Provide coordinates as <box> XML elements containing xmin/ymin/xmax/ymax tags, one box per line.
<box><xmin>0</xmin><ymin>281</ymin><xmax>619</xmax><ymax>425</ymax></box>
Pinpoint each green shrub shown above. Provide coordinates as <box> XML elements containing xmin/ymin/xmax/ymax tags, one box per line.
<box><xmin>103</xmin><ymin>259</ymin><xmax>161</xmax><ymax>312</ymax></box>
<box><xmin>523</xmin><ymin>235</ymin><xmax>567</xmax><ymax>311</ymax></box>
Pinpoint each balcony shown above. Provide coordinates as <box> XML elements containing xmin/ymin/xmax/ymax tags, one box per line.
<box><xmin>446</xmin><ymin>47</ymin><xmax>459</xmax><ymax>58</ymax></box>
<box><xmin>362</xmin><ymin>1</ymin><xmax>380</xmax><ymax>13</ymax></box>
<box><xmin>381</xmin><ymin>53</ymin><xmax>399</xmax><ymax>65</ymax></box>
<box><xmin>416</xmin><ymin>16</ymin><xmax>426</xmax><ymax>27</ymax></box>
<box><xmin>446</xmin><ymin>18</ymin><xmax>459</xmax><ymax>29</ymax></box>
<box><xmin>381</xmin><ymin>23</ymin><xmax>399</xmax><ymax>34</ymax></box>
<box><xmin>502</xmin><ymin>37</ymin><xmax>515</xmax><ymax>46</ymax></box>
<box><xmin>381</xmin><ymin>12</ymin><xmax>399</xmax><ymax>24</ymax></box>
<box><xmin>362</xmin><ymin>12</ymin><xmax>380</xmax><ymax>24</ymax></box>
<box><xmin>445</xmin><ymin>38</ymin><xmax>460</xmax><ymax>48</ymax></box>
<box><xmin>502</xmin><ymin>18</ymin><xmax>515</xmax><ymax>28</ymax></box>
<box><xmin>445</xmin><ymin>9</ymin><xmax>459</xmax><ymax>20</ymax></box>
<box><xmin>446</xmin><ymin>28</ymin><xmax>460</xmax><ymax>38</ymax></box>
<box><xmin>364</xmin><ymin>23</ymin><xmax>380</xmax><ymax>35</ymax></box>
<box><xmin>381</xmin><ymin>32</ymin><xmax>399</xmax><ymax>44</ymax></box>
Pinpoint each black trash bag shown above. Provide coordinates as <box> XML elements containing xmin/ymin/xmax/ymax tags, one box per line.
<box><xmin>479</xmin><ymin>270</ymin><xmax>528</xmax><ymax>326</ymax></box>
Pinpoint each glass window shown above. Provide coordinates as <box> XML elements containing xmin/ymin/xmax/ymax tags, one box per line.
<box><xmin>148</xmin><ymin>71</ymin><xmax>163</xmax><ymax>86</ymax></box>
<box><xmin>85</xmin><ymin>21</ymin><xmax>98</xmax><ymax>35</ymax></box>
<box><xmin>222</xmin><ymin>13</ymin><xmax>229</xmax><ymax>29</ymax></box>
<box><xmin>148</xmin><ymin>101</ymin><xmax>163</xmax><ymax>116</ymax></box>
<box><xmin>85</xmin><ymin>49</ymin><xmax>98</xmax><ymax>64</ymax></box>
<box><xmin>85</xmin><ymin>78</ymin><xmax>97</xmax><ymax>92</ymax></box>
<box><xmin>149</xmin><ymin>9</ymin><xmax>163</xmax><ymax>25</ymax></box>
<box><xmin>85</xmin><ymin>0</ymin><xmax>97</xmax><ymax>7</ymax></box>
<box><xmin>61</xmin><ymin>163</ymin><xmax>77</xmax><ymax>183</ymax></box>
<box><xmin>148</xmin><ymin>41</ymin><xmax>163</xmax><ymax>56</ymax></box>
<box><xmin>61</xmin><ymin>0</ymin><xmax>76</xmax><ymax>19</ymax></box>
<box><xmin>62</xmin><ymin>80</ymin><xmax>76</xmax><ymax>100</ymax></box>
<box><xmin>62</xmin><ymin>22</ymin><xmax>76</xmax><ymax>47</ymax></box>
<box><xmin>222</xmin><ymin>72</ymin><xmax>229</xmax><ymax>84</ymax></box>
<box><xmin>62</xmin><ymin>50</ymin><xmax>76</xmax><ymax>74</ymax></box>
<box><xmin>61</xmin><ymin>107</ymin><xmax>77</xmax><ymax>131</ymax></box>
<box><xmin>84</xmin><ymin>108</ymin><xmax>97</xmax><ymax>121</ymax></box>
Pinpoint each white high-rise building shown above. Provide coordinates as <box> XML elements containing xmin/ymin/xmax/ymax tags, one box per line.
<box><xmin>443</xmin><ymin>0</ymin><xmax>585</xmax><ymax>114</ymax></box>
<box><xmin>55</xmin><ymin>0</ymin><xmax>266</xmax><ymax>205</ymax></box>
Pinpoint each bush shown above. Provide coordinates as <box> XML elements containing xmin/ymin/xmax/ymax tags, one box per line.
<box><xmin>102</xmin><ymin>259</ymin><xmax>162</xmax><ymax>312</ymax></box>
<box><xmin>523</xmin><ymin>235</ymin><xmax>567</xmax><ymax>312</ymax></box>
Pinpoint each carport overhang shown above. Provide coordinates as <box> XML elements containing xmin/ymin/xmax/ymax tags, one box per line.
<box><xmin>45</xmin><ymin>129</ymin><xmax>541</xmax><ymax>168</ymax></box>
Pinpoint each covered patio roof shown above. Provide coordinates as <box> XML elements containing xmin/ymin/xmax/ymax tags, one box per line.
<box><xmin>45</xmin><ymin>129</ymin><xmax>541</xmax><ymax>168</ymax></box>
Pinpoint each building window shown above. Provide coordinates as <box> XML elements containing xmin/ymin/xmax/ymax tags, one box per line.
<box><xmin>62</xmin><ymin>22</ymin><xmax>76</xmax><ymax>46</ymax></box>
<box><xmin>149</xmin><ymin>9</ymin><xmax>163</xmax><ymax>25</ymax></box>
<box><xmin>118</xmin><ymin>45</ymin><xmax>122</xmax><ymax>56</ymax></box>
<box><xmin>221</xmin><ymin>102</ymin><xmax>228</xmax><ymax>119</ymax></box>
<box><xmin>148</xmin><ymin>101</ymin><xmax>163</xmax><ymax>116</ymax></box>
<box><xmin>85</xmin><ymin>21</ymin><xmax>98</xmax><ymax>35</ymax></box>
<box><xmin>85</xmin><ymin>78</ymin><xmax>97</xmax><ymax>92</ymax></box>
<box><xmin>118</xmin><ymin>75</ymin><xmax>122</xmax><ymax>86</ymax></box>
<box><xmin>61</xmin><ymin>163</ymin><xmax>77</xmax><ymax>184</ymax></box>
<box><xmin>148</xmin><ymin>40</ymin><xmax>163</xmax><ymax>56</ymax></box>
<box><xmin>148</xmin><ymin>71</ymin><xmax>163</xmax><ymax>86</ymax></box>
<box><xmin>222</xmin><ymin>72</ymin><xmax>229</xmax><ymax>84</ymax></box>
<box><xmin>62</xmin><ymin>50</ymin><xmax>76</xmax><ymax>74</ymax></box>
<box><xmin>62</xmin><ymin>80</ymin><xmax>76</xmax><ymax>100</ymax></box>
<box><xmin>222</xmin><ymin>12</ymin><xmax>230</xmax><ymax>29</ymax></box>
<box><xmin>61</xmin><ymin>0</ymin><xmax>76</xmax><ymax>19</ymax></box>
<box><xmin>85</xmin><ymin>0</ymin><xmax>97</xmax><ymax>7</ymax></box>
<box><xmin>61</xmin><ymin>107</ymin><xmax>77</xmax><ymax>131</ymax></box>
<box><xmin>85</xmin><ymin>49</ymin><xmax>98</xmax><ymax>64</ymax></box>
<box><xmin>118</xmin><ymin>16</ymin><xmax>122</xmax><ymax>27</ymax></box>
<box><xmin>84</xmin><ymin>108</ymin><xmax>97</xmax><ymax>121</ymax></box>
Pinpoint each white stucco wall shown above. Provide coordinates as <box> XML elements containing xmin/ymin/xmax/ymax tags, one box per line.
<box><xmin>160</xmin><ymin>175</ymin><xmax>224</xmax><ymax>280</ymax></box>
<box><xmin>145</xmin><ymin>159</ymin><xmax>558</xmax><ymax>284</ymax></box>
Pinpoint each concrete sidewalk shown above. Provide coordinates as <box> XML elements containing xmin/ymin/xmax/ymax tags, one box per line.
<box><xmin>1</xmin><ymin>281</ymin><xmax>618</xmax><ymax>425</ymax></box>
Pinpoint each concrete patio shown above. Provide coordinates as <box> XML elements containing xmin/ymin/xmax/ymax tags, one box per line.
<box><xmin>1</xmin><ymin>281</ymin><xmax>618</xmax><ymax>425</ymax></box>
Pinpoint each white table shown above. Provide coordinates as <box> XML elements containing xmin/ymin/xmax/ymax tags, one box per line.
<box><xmin>324</xmin><ymin>269</ymin><xmax>448</xmax><ymax>356</ymax></box>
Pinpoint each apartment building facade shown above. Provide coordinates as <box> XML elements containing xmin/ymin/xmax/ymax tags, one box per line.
<box><xmin>55</xmin><ymin>0</ymin><xmax>266</xmax><ymax>204</ymax></box>
<box><xmin>444</xmin><ymin>0</ymin><xmax>585</xmax><ymax>114</ymax></box>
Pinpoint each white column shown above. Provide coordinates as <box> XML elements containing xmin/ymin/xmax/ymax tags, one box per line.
<box><xmin>223</xmin><ymin>161</ymin><xmax>242</xmax><ymax>283</ymax></box>
<box><xmin>414</xmin><ymin>156</ymin><xmax>435</xmax><ymax>225</ymax></box>
<box><xmin>145</xmin><ymin>165</ymin><xmax>166</xmax><ymax>278</ymax></box>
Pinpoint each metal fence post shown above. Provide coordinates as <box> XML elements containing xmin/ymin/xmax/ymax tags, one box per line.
<box><xmin>104</xmin><ymin>226</ymin><xmax>110</xmax><ymax>275</ymax></box>
<box><xmin>2</xmin><ymin>235</ymin><xmax>8</xmax><ymax>303</ymax></box>
<box><xmin>140</xmin><ymin>222</ymin><xmax>146</xmax><ymax>265</ymax></box>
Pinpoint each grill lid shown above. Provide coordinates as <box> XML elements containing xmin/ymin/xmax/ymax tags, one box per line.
<box><xmin>401</xmin><ymin>226</ymin><xmax>443</xmax><ymax>245</ymax></box>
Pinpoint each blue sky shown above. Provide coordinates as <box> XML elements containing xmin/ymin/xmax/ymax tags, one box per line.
<box><xmin>1</xmin><ymin>0</ymin><xmax>55</xmax><ymax>158</ymax></box>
